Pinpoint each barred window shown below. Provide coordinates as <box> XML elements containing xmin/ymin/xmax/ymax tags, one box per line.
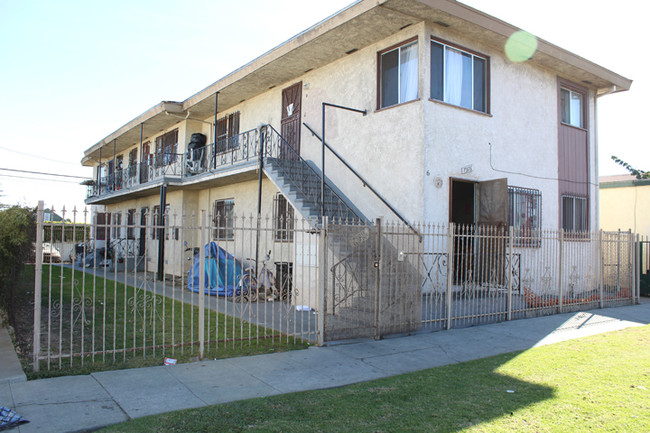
<box><xmin>111</xmin><ymin>212</ymin><xmax>122</xmax><ymax>240</ymax></box>
<box><xmin>127</xmin><ymin>209</ymin><xmax>136</xmax><ymax>239</ymax></box>
<box><xmin>508</xmin><ymin>187</ymin><xmax>541</xmax><ymax>247</ymax></box>
<box><xmin>274</xmin><ymin>193</ymin><xmax>294</xmax><ymax>242</ymax></box>
<box><xmin>562</xmin><ymin>195</ymin><xmax>588</xmax><ymax>233</ymax></box>
<box><xmin>213</xmin><ymin>199</ymin><xmax>234</xmax><ymax>240</ymax></box>
<box><xmin>151</xmin><ymin>204</ymin><xmax>171</xmax><ymax>240</ymax></box>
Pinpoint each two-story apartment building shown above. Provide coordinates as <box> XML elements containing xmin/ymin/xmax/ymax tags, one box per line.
<box><xmin>82</xmin><ymin>0</ymin><xmax>631</xmax><ymax>281</ymax></box>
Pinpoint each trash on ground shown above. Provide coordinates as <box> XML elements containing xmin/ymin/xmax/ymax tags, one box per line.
<box><xmin>164</xmin><ymin>357</ymin><xmax>177</xmax><ymax>366</ymax></box>
<box><xmin>1</xmin><ymin>407</ymin><xmax>29</xmax><ymax>430</ymax></box>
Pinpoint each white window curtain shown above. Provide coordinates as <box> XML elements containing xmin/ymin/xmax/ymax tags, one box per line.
<box><xmin>444</xmin><ymin>47</ymin><xmax>463</xmax><ymax>106</ymax></box>
<box><xmin>444</xmin><ymin>47</ymin><xmax>474</xmax><ymax>109</ymax></box>
<box><xmin>399</xmin><ymin>43</ymin><xmax>418</xmax><ymax>103</ymax></box>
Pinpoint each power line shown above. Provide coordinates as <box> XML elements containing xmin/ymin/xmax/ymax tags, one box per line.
<box><xmin>0</xmin><ymin>173</ymin><xmax>83</xmax><ymax>184</ymax></box>
<box><xmin>0</xmin><ymin>145</ymin><xmax>80</xmax><ymax>165</ymax></box>
<box><xmin>0</xmin><ymin>167</ymin><xmax>91</xmax><ymax>180</ymax></box>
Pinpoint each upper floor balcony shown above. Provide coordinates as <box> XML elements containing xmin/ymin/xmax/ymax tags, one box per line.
<box><xmin>85</xmin><ymin>126</ymin><xmax>293</xmax><ymax>204</ymax></box>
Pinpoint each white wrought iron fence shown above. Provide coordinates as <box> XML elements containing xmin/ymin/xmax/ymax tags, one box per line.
<box><xmin>32</xmin><ymin>203</ymin><xmax>640</xmax><ymax>370</ymax></box>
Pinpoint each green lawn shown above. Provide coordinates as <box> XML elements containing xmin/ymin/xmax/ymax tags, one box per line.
<box><xmin>15</xmin><ymin>265</ymin><xmax>308</xmax><ymax>379</ymax></box>
<box><xmin>100</xmin><ymin>325</ymin><xmax>649</xmax><ymax>432</ymax></box>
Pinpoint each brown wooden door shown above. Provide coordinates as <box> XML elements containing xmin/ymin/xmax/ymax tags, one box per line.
<box><xmin>140</xmin><ymin>141</ymin><xmax>150</xmax><ymax>183</ymax></box>
<box><xmin>281</xmin><ymin>82</ymin><xmax>301</xmax><ymax>159</ymax></box>
<box><xmin>477</xmin><ymin>178</ymin><xmax>507</xmax><ymax>286</ymax></box>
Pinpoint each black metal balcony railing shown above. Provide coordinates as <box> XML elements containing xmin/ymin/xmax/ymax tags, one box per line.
<box><xmin>86</xmin><ymin>127</ymin><xmax>282</xmax><ymax>200</ymax></box>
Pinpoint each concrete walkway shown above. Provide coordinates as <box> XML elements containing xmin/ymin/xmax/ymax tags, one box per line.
<box><xmin>1</xmin><ymin>301</ymin><xmax>648</xmax><ymax>433</ymax></box>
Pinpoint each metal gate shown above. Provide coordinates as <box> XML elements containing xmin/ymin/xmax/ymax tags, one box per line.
<box><xmin>322</xmin><ymin>219</ymin><xmax>421</xmax><ymax>341</ymax></box>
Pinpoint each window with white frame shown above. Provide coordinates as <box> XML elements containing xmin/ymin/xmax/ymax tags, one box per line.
<box><xmin>508</xmin><ymin>187</ymin><xmax>541</xmax><ymax>247</ymax></box>
<box><xmin>560</xmin><ymin>87</ymin><xmax>584</xmax><ymax>128</ymax></box>
<box><xmin>379</xmin><ymin>39</ymin><xmax>418</xmax><ymax>109</ymax></box>
<box><xmin>561</xmin><ymin>195</ymin><xmax>588</xmax><ymax>232</ymax></box>
<box><xmin>213</xmin><ymin>199</ymin><xmax>234</xmax><ymax>240</ymax></box>
<box><xmin>274</xmin><ymin>193</ymin><xmax>294</xmax><ymax>242</ymax></box>
<box><xmin>430</xmin><ymin>38</ymin><xmax>488</xmax><ymax>113</ymax></box>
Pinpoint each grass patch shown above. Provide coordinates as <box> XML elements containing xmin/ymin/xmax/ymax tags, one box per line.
<box><xmin>12</xmin><ymin>265</ymin><xmax>308</xmax><ymax>379</ymax></box>
<box><xmin>100</xmin><ymin>325</ymin><xmax>650</xmax><ymax>432</ymax></box>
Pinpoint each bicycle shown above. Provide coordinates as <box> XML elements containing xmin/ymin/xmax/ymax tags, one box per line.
<box><xmin>237</xmin><ymin>250</ymin><xmax>279</xmax><ymax>303</ymax></box>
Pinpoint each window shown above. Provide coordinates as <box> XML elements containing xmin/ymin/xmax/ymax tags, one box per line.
<box><xmin>128</xmin><ymin>149</ymin><xmax>138</xmax><ymax>179</ymax></box>
<box><xmin>151</xmin><ymin>204</ymin><xmax>171</xmax><ymax>240</ymax></box>
<box><xmin>430</xmin><ymin>39</ymin><xmax>488</xmax><ymax>113</ymax></box>
<box><xmin>562</xmin><ymin>195</ymin><xmax>588</xmax><ymax>232</ymax></box>
<box><xmin>213</xmin><ymin>199</ymin><xmax>234</xmax><ymax>240</ymax></box>
<box><xmin>274</xmin><ymin>193</ymin><xmax>294</xmax><ymax>242</ymax></box>
<box><xmin>508</xmin><ymin>187</ymin><xmax>541</xmax><ymax>247</ymax></box>
<box><xmin>155</xmin><ymin>129</ymin><xmax>178</xmax><ymax>167</ymax></box>
<box><xmin>95</xmin><ymin>212</ymin><xmax>111</xmax><ymax>241</ymax></box>
<box><xmin>560</xmin><ymin>87</ymin><xmax>584</xmax><ymax>128</ymax></box>
<box><xmin>112</xmin><ymin>212</ymin><xmax>122</xmax><ymax>240</ymax></box>
<box><xmin>215</xmin><ymin>112</ymin><xmax>240</xmax><ymax>154</ymax></box>
<box><xmin>127</xmin><ymin>209</ymin><xmax>136</xmax><ymax>239</ymax></box>
<box><xmin>379</xmin><ymin>39</ymin><xmax>418</xmax><ymax>108</ymax></box>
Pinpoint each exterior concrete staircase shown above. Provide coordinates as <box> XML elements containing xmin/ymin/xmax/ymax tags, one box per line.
<box><xmin>261</xmin><ymin>126</ymin><xmax>419</xmax><ymax>341</ymax></box>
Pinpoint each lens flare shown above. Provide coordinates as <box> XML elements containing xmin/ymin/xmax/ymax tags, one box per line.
<box><xmin>505</xmin><ymin>30</ymin><xmax>538</xmax><ymax>62</ymax></box>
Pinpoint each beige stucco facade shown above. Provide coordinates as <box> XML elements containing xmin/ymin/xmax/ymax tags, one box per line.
<box><xmin>82</xmin><ymin>0</ymin><xmax>630</xmax><ymax>290</ymax></box>
<box><xmin>600</xmin><ymin>175</ymin><xmax>650</xmax><ymax>237</ymax></box>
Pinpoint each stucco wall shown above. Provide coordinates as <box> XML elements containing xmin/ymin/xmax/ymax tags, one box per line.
<box><xmin>600</xmin><ymin>183</ymin><xmax>650</xmax><ymax>236</ymax></box>
<box><xmin>94</xmin><ymin>15</ymin><xmax>601</xmax><ymax>233</ymax></box>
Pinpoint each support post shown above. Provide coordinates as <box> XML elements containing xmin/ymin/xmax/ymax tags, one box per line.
<box><xmin>632</xmin><ymin>231</ymin><xmax>638</xmax><ymax>304</ymax></box>
<box><xmin>558</xmin><ymin>228</ymin><xmax>564</xmax><ymax>313</ymax></box>
<box><xmin>213</xmin><ymin>91</ymin><xmax>219</xmax><ymax>170</ymax></box>
<box><xmin>157</xmin><ymin>183</ymin><xmax>167</xmax><ymax>281</ymax></box>
<box><xmin>139</xmin><ymin>123</ymin><xmax>144</xmax><ymax>183</ymax></box>
<box><xmin>318</xmin><ymin>217</ymin><xmax>328</xmax><ymax>346</ymax></box>
<box><xmin>617</xmin><ymin>229</ymin><xmax>621</xmax><ymax>292</ymax></box>
<box><xmin>198</xmin><ymin>211</ymin><xmax>206</xmax><ymax>360</ymax></box>
<box><xmin>507</xmin><ymin>226</ymin><xmax>513</xmax><ymax>321</ymax></box>
<box><xmin>33</xmin><ymin>201</ymin><xmax>44</xmax><ymax>372</ymax></box>
<box><xmin>599</xmin><ymin>229</ymin><xmax>604</xmax><ymax>308</ymax></box>
<box><xmin>446</xmin><ymin>223</ymin><xmax>454</xmax><ymax>330</ymax></box>
<box><xmin>374</xmin><ymin>217</ymin><xmax>383</xmax><ymax>340</ymax></box>
<box><xmin>255</xmin><ymin>127</ymin><xmax>265</xmax><ymax>276</ymax></box>
<box><xmin>320</xmin><ymin>102</ymin><xmax>367</xmax><ymax>223</ymax></box>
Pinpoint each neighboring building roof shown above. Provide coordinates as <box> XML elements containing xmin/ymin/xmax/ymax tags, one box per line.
<box><xmin>82</xmin><ymin>0</ymin><xmax>633</xmax><ymax>166</ymax></box>
<box><xmin>600</xmin><ymin>174</ymin><xmax>650</xmax><ymax>188</ymax></box>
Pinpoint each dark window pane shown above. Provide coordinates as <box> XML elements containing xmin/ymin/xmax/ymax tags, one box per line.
<box><xmin>430</xmin><ymin>41</ymin><xmax>443</xmax><ymax>101</ymax></box>
<box><xmin>473</xmin><ymin>57</ymin><xmax>486</xmax><ymax>112</ymax></box>
<box><xmin>560</xmin><ymin>88</ymin><xmax>570</xmax><ymax>124</ymax></box>
<box><xmin>381</xmin><ymin>49</ymin><xmax>399</xmax><ymax>108</ymax></box>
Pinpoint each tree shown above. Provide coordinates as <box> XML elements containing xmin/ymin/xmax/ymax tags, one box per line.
<box><xmin>611</xmin><ymin>156</ymin><xmax>649</xmax><ymax>180</ymax></box>
<box><xmin>0</xmin><ymin>206</ymin><xmax>36</xmax><ymax>326</ymax></box>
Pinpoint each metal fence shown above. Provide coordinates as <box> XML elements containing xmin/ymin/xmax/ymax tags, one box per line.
<box><xmin>32</xmin><ymin>203</ymin><xmax>640</xmax><ymax>370</ymax></box>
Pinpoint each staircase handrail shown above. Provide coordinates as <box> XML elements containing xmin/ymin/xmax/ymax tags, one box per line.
<box><xmin>303</xmin><ymin>122</ymin><xmax>421</xmax><ymax>241</ymax></box>
<box><xmin>263</xmin><ymin>124</ymin><xmax>362</xmax><ymax>223</ymax></box>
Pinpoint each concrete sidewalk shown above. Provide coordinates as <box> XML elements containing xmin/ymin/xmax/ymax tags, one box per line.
<box><xmin>1</xmin><ymin>301</ymin><xmax>648</xmax><ymax>433</ymax></box>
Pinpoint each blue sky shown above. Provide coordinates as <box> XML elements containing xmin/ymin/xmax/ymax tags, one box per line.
<box><xmin>0</xmin><ymin>0</ymin><xmax>644</xmax><ymax>212</ymax></box>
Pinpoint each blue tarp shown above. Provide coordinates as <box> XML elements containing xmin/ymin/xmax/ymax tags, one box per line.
<box><xmin>187</xmin><ymin>242</ymin><xmax>243</xmax><ymax>296</ymax></box>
